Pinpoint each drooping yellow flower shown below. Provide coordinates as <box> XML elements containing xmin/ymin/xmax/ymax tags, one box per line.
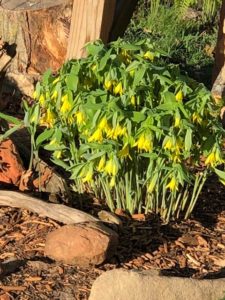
<box><xmin>118</xmin><ymin>144</ymin><xmax>132</xmax><ymax>159</ymax></box>
<box><xmin>104</xmin><ymin>158</ymin><xmax>118</xmax><ymax>176</ymax></box>
<box><xmin>104</xmin><ymin>79</ymin><xmax>113</xmax><ymax>91</ymax></box>
<box><xmin>175</xmin><ymin>90</ymin><xmax>183</xmax><ymax>102</ymax></box>
<box><xmin>97</xmin><ymin>156</ymin><xmax>106</xmax><ymax>172</ymax></box>
<box><xmin>174</xmin><ymin>115</ymin><xmax>181</xmax><ymax>128</ymax></box>
<box><xmin>205</xmin><ymin>149</ymin><xmax>224</xmax><ymax>167</ymax></box>
<box><xmin>143</xmin><ymin>51</ymin><xmax>154</xmax><ymax>61</ymax></box>
<box><xmin>134</xmin><ymin>133</ymin><xmax>153</xmax><ymax>152</ymax></box>
<box><xmin>39</xmin><ymin>94</ymin><xmax>45</xmax><ymax>106</ymax></box>
<box><xmin>51</xmin><ymin>90</ymin><xmax>58</xmax><ymax>101</ymax></box>
<box><xmin>40</xmin><ymin>109</ymin><xmax>56</xmax><ymax>127</ymax></box>
<box><xmin>91</xmin><ymin>64</ymin><xmax>97</xmax><ymax>71</ymax></box>
<box><xmin>98</xmin><ymin>117</ymin><xmax>109</xmax><ymax>131</ymax></box>
<box><xmin>174</xmin><ymin>138</ymin><xmax>183</xmax><ymax>154</ymax></box>
<box><xmin>88</xmin><ymin>128</ymin><xmax>103</xmax><ymax>143</ymax></box>
<box><xmin>30</xmin><ymin>114</ymin><xmax>38</xmax><ymax>124</ymax></box>
<box><xmin>131</xmin><ymin>95</ymin><xmax>136</xmax><ymax>106</ymax></box>
<box><xmin>163</xmin><ymin>137</ymin><xmax>173</xmax><ymax>151</ymax></box>
<box><xmin>192</xmin><ymin>112</ymin><xmax>202</xmax><ymax>125</ymax></box>
<box><xmin>60</xmin><ymin>95</ymin><xmax>72</xmax><ymax>114</ymax></box>
<box><xmin>49</xmin><ymin>138</ymin><xmax>57</xmax><ymax>145</ymax></box>
<box><xmin>52</xmin><ymin>77</ymin><xmax>60</xmax><ymax>85</ymax></box>
<box><xmin>33</xmin><ymin>90</ymin><xmax>37</xmax><ymax>99</ymax></box>
<box><xmin>107</xmin><ymin>124</ymin><xmax>127</xmax><ymax>140</ymax></box>
<box><xmin>46</xmin><ymin>109</ymin><xmax>56</xmax><ymax>127</ymax></box>
<box><xmin>82</xmin><ymin>169</ymin><xmax>93</xmax><ymax>183</ymax></box>
<box><xmin>75</xmin><ymin>111</ymin><xmax>86</xmax><ymax>125</ymax></box>
<box><xmin>205</xmin><ymin>152</ymin><xmax>216</xmax><ymax>166</ymax></box>
<box><xmin>53</xmin><ymin>150</ymin><xmax>62</xmax><ymax>159</ymax></box>
<box><xmin>170</xmin><ymin>152</ymin><xmax>181</xmax><ymax>163</ymax></box>
<box><xmin>166</xmin><ymin>177</ymin><xmax>178</xmax><ymax>192</ymax></box>
<box><xmin>129</xmin><ymin>69</ymin><xmax>135</xmax><ymax>77</ymax></box>
<box><xmin>109</xmin><ymin>176</ymin><xmax>116</xmax><ymax>188</ymax></box>
<box><xmin>113</xmin><ymin>82</ymin><xmax>123</xmax><ymax>96</ymax></box>
<box><xmin>120</xmin><ymin>50</ymin><xmax>132</xmax><ymax>64</ymax></box>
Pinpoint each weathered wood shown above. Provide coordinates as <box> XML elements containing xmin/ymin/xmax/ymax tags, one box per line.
<box><xmin>66</xmin><ymin>0</ymin><xmax>116</xmax><ymax>59</ymax></box>
<box><xmin>0</xmin><ymin>190</ymin><xmax>98</xmax><ymax>224</ymax></box>
<box><xmin>0</xmin><ymin>0</ymin><xmax>72</xmax><ymax>74</ymax></box>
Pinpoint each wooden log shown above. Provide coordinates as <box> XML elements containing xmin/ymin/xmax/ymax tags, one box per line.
<box><xmin>66</xmin><ymin>0</ymin><xmax>116</xmax><ymax>59</ymax></box>
<box><xmin>0</xmin><ymin>190</ymin><xmax>98</xmax><ymax>224</ymax></box>
<box><xmin>0</xmin><ymin>0</ymin><xmax>72</xmax><ymax>75</ymax></box>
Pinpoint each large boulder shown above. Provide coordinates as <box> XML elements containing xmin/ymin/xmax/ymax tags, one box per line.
<box><xmin>44</xmin><ymin>222</ymin><xmax>118</xmax><ymax>266</ymax></box>
<box><xmin>89</xmin><ymin>269</ymin><xmax>225</xmax><ymax>300</ymax></box>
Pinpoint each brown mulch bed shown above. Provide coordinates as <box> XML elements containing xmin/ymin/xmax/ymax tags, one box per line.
<box><xmin>0</xmin><ymin>176</ymin><xmax>225</xmax><ymax>300</ymax></box>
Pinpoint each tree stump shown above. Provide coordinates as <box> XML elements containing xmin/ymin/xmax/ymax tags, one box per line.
<box><xmin>0</xmin><ymin>0</ymin><xmax>72</xmax><ymax>75</ymax></box>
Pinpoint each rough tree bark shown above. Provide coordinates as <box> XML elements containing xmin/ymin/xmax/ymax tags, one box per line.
<box><xmin>0</xmin><ymin>0</ymin><xmax>72</xmax><ymax>75</ymax></box>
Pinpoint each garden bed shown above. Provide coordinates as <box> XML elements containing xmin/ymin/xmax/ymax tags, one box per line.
<box><xmin>0</xmin><ymin>2</ymin><xmax>224</xmax><ymax>299</ymax></box>
<box><xmin>0</xmin><ymin>176</ymin><xmax>225</xmax><ymax>299</ymax></box>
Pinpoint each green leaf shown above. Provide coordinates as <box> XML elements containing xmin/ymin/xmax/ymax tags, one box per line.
<box><xmin>133</xmin><ymin>67</ymin><xmax>146</xmax><ymax>87</ymax></box>
<box><xmin>0</xmin><ymin>125</ymin><xmax>22</xmax><ymax>141</ymax></box>
<box><xmin>131</xmin><ymin>111</ymin><xmax>146</xmax><ymax>123</ymax></box>
<box><xmin>44</xmin><ymin>144</ymin><xmax>65</xmax><ymax>151</ymax></box>
<box><xmin>0</xmin><ymin>112</ymin><xmax>22</xmax><ymax>126</ymax></box>
<box><xmin>36</xmin><ymin>129</ymin><xmax>54</xmax><ymax>148</ymax></box>
<box><xmin>202</xmin><ymin>136</ymin><xmax>215</xmax><ymax>154</ymax></box>
<box><xmin>214</xmin><ymin>168</ymin><xmax>225</xmax><ymax>181</ymax></box>
<box><xmin>139</xmin><ymin>153</ymin><xmax>158</xmax><ymax>159</ymax></box>
<box><xmin>185</xmin><ymin>128</ymin><xmax>192</xmax><ymax>151</ymax></box>
<box><xmin>82</xmin><ymin>151</ymin><xmax>105</xmax><ymax>161</ymax></box>
<box><xmin>99</xmin><ymin>49</ymin><xmax>112</xmax><ymax>71</ymax></box>
<box><xmin>66</xmin><ymin>73</ymin><xmax>79</xmax><ymax>91</ymax></box>
<box><xmin>157</xmin><ymin>102</ymin><xmax>178</xmax><ymax>111</ymax></box>
<box><xmin>70</xmin><ymin>163</ymin><xmax>86</xmax><ymax>179</ymax></box>
<box><xmin>51</xmin><ymin>158</ymin><xmax>70</xmax><ymax>170</ymax></box>
<box><xmin>163</xmin><ymin>91</ymin><xmax>176</xmax><ymax>103</ymax></box>
<box><xmin>85</xmin><ymin>42</ymin><xmax>104</xmax><ymax>56</ymax></box>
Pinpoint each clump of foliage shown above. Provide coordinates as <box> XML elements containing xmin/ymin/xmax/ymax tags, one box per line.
<box><xmin>2</xmin><ymin>39</ymin><xmax>225</xmax><ymax>222</ymax></box>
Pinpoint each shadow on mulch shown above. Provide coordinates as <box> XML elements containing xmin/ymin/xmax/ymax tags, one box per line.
<box><xmin>191</xmin><ymin>174</ymin><xmax>225</xmax><ymax>230</ymax></box>
<box><xmin>112</xmin><ymin>216</ymin><xmax>182</xmax><ymax>266</ymax></box>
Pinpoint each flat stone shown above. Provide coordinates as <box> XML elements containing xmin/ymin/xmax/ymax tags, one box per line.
<box><xmin>89</xmin><ymin>269</ymin><xmax>225</xmax><ymax>300</ymax></box>
<box><xmin>44</xmin><ymin>222</ymin><xmax>118</xmax><ymax>266</ymax></box>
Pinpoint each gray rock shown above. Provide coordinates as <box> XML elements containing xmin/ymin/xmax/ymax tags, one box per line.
<box><xmin>89</xmin><ymin>269</ymin><xmax>225</xmax><ymax>300</ymax></box>
<box><xmin>44</xmin><ymin>222</ymin><xmax>118</xmax><ymax>266</ymax></box>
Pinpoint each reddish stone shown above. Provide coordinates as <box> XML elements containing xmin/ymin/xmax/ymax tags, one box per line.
<box><xmin>44</xmin><ymin>222</ymin><xmax>118</xmax><ymax>266</ymax></box>
<box><xmin>0</xmin><ymin>139</ymin><xmax>24</xmax><ymax>186</ymax></box>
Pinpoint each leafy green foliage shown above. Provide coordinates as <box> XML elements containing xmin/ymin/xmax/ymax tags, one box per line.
<box><xmin>19</xmin><ymin>39</ymin><xmax>225</xmax><ymax>222</ymax></box>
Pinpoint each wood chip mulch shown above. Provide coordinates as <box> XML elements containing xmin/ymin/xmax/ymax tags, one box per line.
<box><xmin>0</xmin><ymin>176</ymin><xmax>225</xmax><ymax>299</ymax></box>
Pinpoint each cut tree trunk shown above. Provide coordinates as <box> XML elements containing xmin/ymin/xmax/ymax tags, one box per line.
<box><xmin>0</xmin><ymin>0</ymin><xmax>72</xmax><ymax>75</ymax></box>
